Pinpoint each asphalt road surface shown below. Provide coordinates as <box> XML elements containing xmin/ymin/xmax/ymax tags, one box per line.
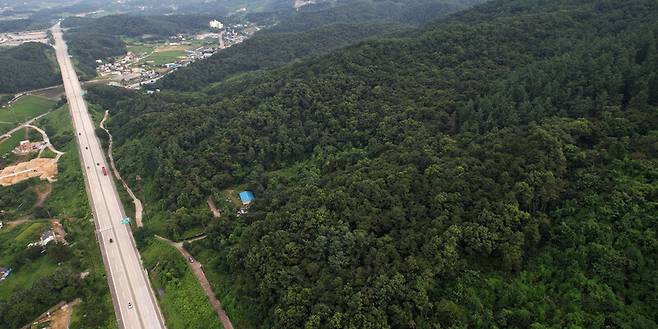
<box><xmin>51</xmin><ymin>23</ymin><xmax>166</xmax><ymax>329</ymax></box>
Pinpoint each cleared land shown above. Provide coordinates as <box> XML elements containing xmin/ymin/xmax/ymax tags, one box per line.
<box><xmin>0</xmin><ymin>157</ymin><xmax>58</xmax><ymax>186</ymax></box>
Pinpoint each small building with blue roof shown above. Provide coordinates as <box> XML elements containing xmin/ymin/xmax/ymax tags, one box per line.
<box><xmin>239</xmin><ymin>191</ymin><xmax>255</xmax><ymax>205</ymax></box>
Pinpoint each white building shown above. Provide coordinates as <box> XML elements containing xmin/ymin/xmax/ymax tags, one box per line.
<box><xmin>28</xmin><ymin>230</ymin><xmax>56</xmax><ymax>248</ymax></box>
<box><xmin>209</xmin><ymin>20</ymin><xmax>224</xmax><ymax>29</ymax></box>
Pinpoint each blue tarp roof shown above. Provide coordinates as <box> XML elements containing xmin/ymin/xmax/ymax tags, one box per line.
<box><xmin>239</xmin><ymin>191</ymin><xmax>255</xmax><ymax>202</ymax></box>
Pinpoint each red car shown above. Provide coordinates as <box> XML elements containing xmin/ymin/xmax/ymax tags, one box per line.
<box><xmin>102</xmin><ymin>166</ymin><xmax>108</xmax><ymax>176</ymax></box>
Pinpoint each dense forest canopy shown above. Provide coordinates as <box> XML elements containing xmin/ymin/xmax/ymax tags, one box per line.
<box><xmin>0</xmin><ymin>42</ymin><xmax>61</xmax><ymax>93</ymax></box>
<box><xmin>156</xmin><ymin>21</ymin><xmax>412</xmax><ymax>91</ymax></box>
<box><xmin>157</xmin><ymin>0</ymin><xmax>484</xmax><ymax>91</ymax></box>
<box><xmin>62</xmin><ymin>14</ymin><xmax>218</xmax><ymax>39</ymax></box>
<box><xmin>89</xmin><ymin>0</ymin><xmax>658</xmax><ymax>328</ymax></box>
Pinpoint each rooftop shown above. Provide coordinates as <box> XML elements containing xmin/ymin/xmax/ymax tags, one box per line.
<box><xmin>239</xmin><ymin>191</ymin><xmax>255</xmax><ymax>203</ymax></box>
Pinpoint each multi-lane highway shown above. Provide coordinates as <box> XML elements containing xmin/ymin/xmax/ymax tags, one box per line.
<box><xmin>51</xmin><ymin>23</ymin><xmax>166</xmax><ymax>329</ymax></box>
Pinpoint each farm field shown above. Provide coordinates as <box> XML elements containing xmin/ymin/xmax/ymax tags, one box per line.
<box><xmin>0</xmin><ymin>130</ymin><xmax>23</xmax><ymax>155</ymax></box>
<box><xmin>0</xmin><ymin>96</ymin><xmax>55</xmax><ymax>134</ymax></box>
<box><xmin>127</xmin><ymin>44</ymin><xmax>157</xmax><ymax>57</ymax></box>
<box><xmin>140</xmin><ymin>50</ymin><xmax>187</xmax><ymax>66</ymax></box>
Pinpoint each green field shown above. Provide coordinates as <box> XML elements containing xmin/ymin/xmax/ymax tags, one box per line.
<box><xmin>0</xmin><ymin>222</ymin><xmax>57</xmax><ymax>300</ymax></box>
<box><xmin>0</xmin><ymin>257</ymin><xmax>58</xmax><ymax>299</ymax></box>
<box><xmin>0</xmin><ymin>222</ymin><xmax>46</xmax><ymax>263</ymax></box>
<box><xmin>127</xmin><ymin>44</ymin><xmax>156</xmax><ymax>57</ymax></box>
<box><xmin>0</xmin><ymin>129</ymin><xmax>24</xmax><ymax>155</ymax></box>
<box><xmin>141</xmin><ymin>50</ymin><xmax>187</xmax><ymax>66</ymax></box>
<box><xmin>0</xmin><ymin>96</ymin><xmax>55</xmax><ymax>134</ymax></box>
<box><xmin>142</xmin><ymin>239</ymin><xmax>223</xmax><ymax>329</ymax></box>
<box><xmin>39</xmin><ymin>147</ymin><xmax>57</xmax><ymax>159</ymax></box>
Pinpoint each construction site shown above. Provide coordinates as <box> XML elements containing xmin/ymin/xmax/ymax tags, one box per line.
<box><xmin>0</xmin><ymin>157</ymin><xmax>57</xmax><ymax>186</ymax></box>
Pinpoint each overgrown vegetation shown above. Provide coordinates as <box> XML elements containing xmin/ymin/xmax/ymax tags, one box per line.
<box><xmin>141</xmin><ymin>238</ymin><xmax>223</xmax><ymax>329</ymax></box>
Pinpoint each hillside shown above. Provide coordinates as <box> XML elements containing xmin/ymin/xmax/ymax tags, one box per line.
<box><xmin>157</xmin><ymin>21</ymin><xmax>412</xmax><ymax>91</ymax></box>
<box><xmin>157</xmin><ymin>0</ymin><xmax>482</xmax><ymax>91</ymax></box>
<box><xmin>89</xmin><ymin>0</ymin><xmax>658</xmax><ymax>328</ymax></box>
<box><xmin>0</xmin><ymin>42</ymin><xmax>61</xmax><ymax>93</ymax></box>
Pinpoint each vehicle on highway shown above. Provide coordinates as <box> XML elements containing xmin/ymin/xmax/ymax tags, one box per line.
<box><xmin>128</xmin><ymin>302</ymin><xmax>133</xmax><ymax>309</ymax></box>
<box><xmin>188</xmin><ymin>257</ymin><xmax>194</xmax><ymax>263</ymax></box>
<box><xmin>109</xmin><ymin>238</ymin><xmax>113</xmax><ymax>243</ymax></box>
<box><xmin>102</xmin><ymin>166</ymin><xmax>108</xmax><ymax>176</ymax></box>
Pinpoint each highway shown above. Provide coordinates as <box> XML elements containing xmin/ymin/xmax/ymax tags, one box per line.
<box><xmin>51</xmin><ymin>23</ymin><xmax>166</xmax><ymax>329</ymax></box>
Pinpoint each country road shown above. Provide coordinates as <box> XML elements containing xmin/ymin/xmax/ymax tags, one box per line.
<box><xmin>155</xmin><ymin>235</ymin><xmax>234</xmax><ymax>329</ymax></box>
<box><xmin>99</xmin><ymin>110</ymin><xmax>143</xmax><ymax>227</ymax></box>
<box><xmin>51</xmin><ymin>23</ymin><xmax>166</xmax><ymax>329</ymax></box>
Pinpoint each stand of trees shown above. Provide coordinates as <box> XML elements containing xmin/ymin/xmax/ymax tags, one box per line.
<box><xmin>62</xmin><ymin>14</ymin><xmax>221</xmax><ymax>39</ymax></box>
<box><xmin>89</xmin><ymin>0</ymin><xmax>658</xmax><ymax>327</ymax></box>
<box><xmin>157</xmin><ymin>0</ymin><xmax>486</xmax><ymax>91</ymax></box>
<box><xmin>62</xmin><ymin>14</ymin><xmax>231</xmax><ymax>78</ymax></box>
<box><xmin>0</xmin><ymin>42</ymin><xmax>61</xmax><ymax>93</ymax></box>
<box><xmin>157</xmin><ymin>21</ymin><xmax>411</xmax><ymax>91</ymax></box>
<box><xmin>64</xmin><ymin>31</ymin><xmax>127</xmax><ymax>79</ymax></box>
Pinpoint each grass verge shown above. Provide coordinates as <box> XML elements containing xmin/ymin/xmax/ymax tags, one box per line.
<box><xmin>142</xmin><ymin>238</ymin><xmax>223</xmax><ymax>329</ymax></box>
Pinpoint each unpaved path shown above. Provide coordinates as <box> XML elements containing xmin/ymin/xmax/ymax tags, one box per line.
<box><xmin>25</xmin><ymin>124</ymin><xmax>64</xmax><ymax>161</ymax></box>
<box><xmin>99</xmin><ymin>110</ymin><xmax>144</xmax><ymax>227</ymax></box>
<box><xmin>4</xmin><ymin>218</ymin><xmax>28</xmax><ymax>229</ymax></box>
<box><xmin>155</xmin><ymin>235</ymin><xmax>234</xmax><ymax>329</ymax></box>
<box><xmin>0</xmin><ymin>111</ymin><xmax>50</xmax><ymax>138</ymax></box>
<box><xmin>207</xmin><ymin>196</ymin><xmax>221</xmax><ymax>218</ymax></box>
<box><xmin>34</xmin><ymin>183</ymin><xmax>52</xmax><ymax>208</ymax></box>
<box><xmin>25</xmin><ymin>299</ymin><xmax>80</xmax><ymax>329</ymax></box>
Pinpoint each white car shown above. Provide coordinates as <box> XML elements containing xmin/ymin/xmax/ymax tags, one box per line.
<box><xmin>128</xmin><ymin>302</ymin><xmax>133</xmax><ymax>309</ymax></box>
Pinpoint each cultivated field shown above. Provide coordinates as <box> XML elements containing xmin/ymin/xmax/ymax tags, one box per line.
<box><xmin>0</xmin><ymin>95</ymin><xmax>55</xmax><ymax>134</ymax></box>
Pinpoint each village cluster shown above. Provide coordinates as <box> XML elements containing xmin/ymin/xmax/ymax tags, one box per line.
<box><xmin>96</xmin><ymin>20</ymin><xmax>259</xmax><ymax>89</ymax></box>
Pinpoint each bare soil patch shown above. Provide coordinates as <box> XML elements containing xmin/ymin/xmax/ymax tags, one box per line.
<box><xmin>0</xmin><ymin>158</ymin><xmax>57</xmax><ymax>186</ymax></box>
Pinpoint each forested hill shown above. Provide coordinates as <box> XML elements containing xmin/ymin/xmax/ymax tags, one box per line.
<box><xmin>62</xmin><ymin>14</ymin><xmax>215</xmax><ymax>39</ymax></box>
<box><xmin>156</xmin><ymin>21</ymin><xmax>411</xmax><ymax>91</ymax></box>
<box><xmin>156</xmin><ymin>0</ymin><xmax>480</xmax><ymax>91</ymax></box>
<box><xmin>90</xmin><ymin>0</ymin><xmax>658</xmax><ymax>328</ymax></box>
<box><xmin>265</xmin><ymin>0</ymin><xmax>481</xmax><ymax>32</ymax></box>
<box><xmin>0</xmin><ymin>42</ymin><xmax>61</xmax><ymax>93</ymax></box>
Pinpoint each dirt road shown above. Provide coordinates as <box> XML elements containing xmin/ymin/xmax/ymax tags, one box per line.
<box><xmin>155</xmin><ymin>235</ymin><xmax>234</xmax><ymax>329</ymax></box>
<box><xmin>99</xmin><ymin>111</ymin><xmax>144</xmax><ymax>227</ymax></box>
<box><xmin>207</xmin><ymin>197</ymin><xmax>221</xmax><ymax>218</ymax></box>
